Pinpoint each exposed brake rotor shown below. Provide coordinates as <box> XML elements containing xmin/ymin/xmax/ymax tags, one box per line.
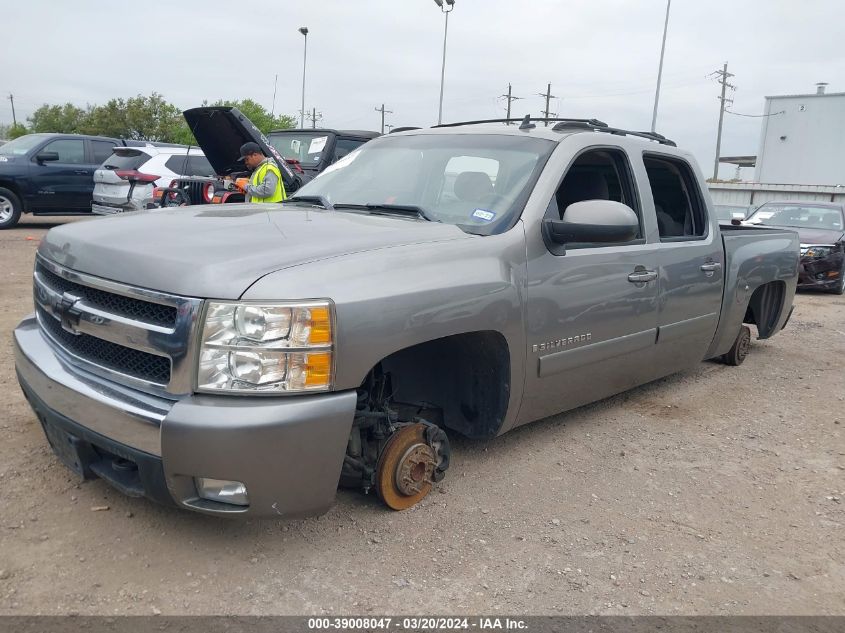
<box><xmin>375</xmin><ymin>423</ymin><xmax>442</xmax><ymax>511</ymax></box>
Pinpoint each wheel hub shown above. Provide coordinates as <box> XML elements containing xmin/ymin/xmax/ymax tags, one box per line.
<box><xmin>395</xmin><ymin>443</ymin><xmax>436</xmax><ymax>496</ymax></box>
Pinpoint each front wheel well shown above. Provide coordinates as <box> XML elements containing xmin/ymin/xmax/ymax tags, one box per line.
<box><xmin>372</xmin><ymin>331</ymin><xmax>511</xmax><ymax>440</ymax></box>
<box><xmin>743</xmin><ymin>280</ymin><xmax>786</xmax><ymax>339</ymax></box>
<box><xmin>0</xmin><ymin>181</ymin><xmax>24</xmax><ymax>210</ymax></box>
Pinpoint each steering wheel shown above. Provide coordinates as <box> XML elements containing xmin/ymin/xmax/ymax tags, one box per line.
<box><xmin>157</xmin><ymin>187</ymin><xmax>190</xmax><ymax>208</ymax></box>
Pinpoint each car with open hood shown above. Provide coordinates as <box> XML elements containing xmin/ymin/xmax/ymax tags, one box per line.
<box><xmin>745</xmin><ymin>201</ymin><xmax>845</xmax><ymax>294</ymax></box>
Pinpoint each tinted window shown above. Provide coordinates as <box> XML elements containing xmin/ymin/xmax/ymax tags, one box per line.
<box><xmin>165</xmin><ymin>155</ymin><xmax>214</xmax><ymax>177</ymax></box>
<box><xmin>268</xmin><ymin>132</ymin><xmax>331</xmax><ymax>167</ymax></box>
<box><xmin>91</xmin><ymin>140</ymin><xmax>117</xmax><ymax>164</ymax></box>
<box><xmin>644</xmin><ymin>155</ymin><xmax>707</xmax><ymax>239</ymax></box>
<box><xmin>41</xmin><ymin>139</ymin><xmax>86</xmax><ymax>164</ymax></box>
<box><xmin>333</xmin><ymin>138</ymin><xmax>367</xmax><ymax>162</ymax></box>
<box><xmin>546</xmin><ymin>148</ymin><xmax>642</xmax><ymax>242</ymax></box>
<box><xmin>102</xmin><ymin>149</ymin><xmax>150</xmax><ymax>171</ymax></box>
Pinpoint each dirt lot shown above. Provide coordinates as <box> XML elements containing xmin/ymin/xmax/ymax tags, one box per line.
<box><xmin>0</xmin><ymin>216</ymin><xmax>843</xmax><ymax>616</ymax></box>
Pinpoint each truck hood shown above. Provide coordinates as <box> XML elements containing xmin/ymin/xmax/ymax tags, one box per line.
<box><xmin>791</xmin><ymin>226</ymin><xmax>845</xmax><ymax>245</ymax></box>
<box><xmin>39</xmin><ymin>205</ymin><xmax>473</xmax><ymax>299</ymax></box>
<box><xmin>183</xmin><ymin>106</ymin><xmax>298</xmax><ymax>188</ymax></box>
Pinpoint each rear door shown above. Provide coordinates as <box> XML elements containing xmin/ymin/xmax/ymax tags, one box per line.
<box><xmin>28</xmin><ymin>137</ymin><xmax>90</xmax><ymax>211</ymax></box>
<box><xmin>641</xmin><ymin>153</ymin><xmax>724</xmax><ymax>374</ymax></box>
<box><xmin>92</xmin><ymin>148</ymin><xmax>151</xmax><ymax>209</ymax></box>
<box><xmin>520</xmin><ymin>144</ymin><xmax>660</xmax><ymax>423</ymax></box>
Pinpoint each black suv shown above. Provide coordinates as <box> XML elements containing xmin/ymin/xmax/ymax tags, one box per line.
<box><xmin>0</xmin><ymin>133</ymin><xmax>178</xmax><ymax>229</ymax></box>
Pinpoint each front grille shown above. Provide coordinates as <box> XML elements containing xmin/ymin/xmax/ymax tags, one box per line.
<box><xmin>175</xmin><ymin>178</ymin><xmax>211</xmax><ymax>205</ymax></box>
<box><xmin>36</xmin><ymin>263</ymin><xmax>177</xmax><ymax>328</ymax></box>
<box><xmin>38</xmin><ymin>307</ymin><xmax>172</xmax><ymax>385</ymax></box>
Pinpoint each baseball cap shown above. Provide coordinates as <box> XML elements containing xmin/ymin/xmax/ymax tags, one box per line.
<box><xmin>237</xmin><ymin>142</ymin><xmax>263</xmax><ymax>161</ymax></box>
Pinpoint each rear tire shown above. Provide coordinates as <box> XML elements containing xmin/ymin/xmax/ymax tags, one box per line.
<box><xmin>722</xmin><ymin>325</ymin><xmax>751</xmax><ymax>366</ymax></box>
<box><xmin>0</xmin><ymin>187</ymin><xmax>22</xmax><ymax>230</ymax></box>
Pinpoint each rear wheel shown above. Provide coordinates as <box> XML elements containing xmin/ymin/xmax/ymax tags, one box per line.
<box><xmin>722</xmin><ymin>325</ymin><xmax>751</xmax><ymax>366</ymax></box>
<box><xmin>0</xmin><ymin>188</ymin><xmax>22</xmax><ymax>230</ymax></box>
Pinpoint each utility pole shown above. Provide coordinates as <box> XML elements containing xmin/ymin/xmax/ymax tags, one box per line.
<box><xmin>8</xmin><ymin>94</ymin><xmax>16</xmax><ymax>127</ymax></box>
<box><xmin>711</xmin><ymin>62</ymin><xmax>735</xmax><ymax>180</ymax></box>
<box><xmin>306</xmin><ymin>107</ymin><xmax>323</xmax><ymax>129</ymax></box>
<box><xmin>499</xmin><ymin>84</ymin><xmax>522</xmax><ymax>123</ymax></box>
<box><xmin>650</xmin><ymin>0</ymin><xmax>672</xmax><ymax>132</ymax></box>
<box><xmin>538</xmin><ymin>83</ymin><xmax>557</xmax><ymax>127</ymax></box>
<box><xmin>375</xmin><ymin>103</ymin><xmax>393</xmax><ymax>135</ymax></box>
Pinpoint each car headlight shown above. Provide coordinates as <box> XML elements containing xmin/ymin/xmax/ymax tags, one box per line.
<box><xmin>801</xmin><ymin>244</ymin><xmax>834</xmax><ymax>258</ymax></box>
<box><xmin>197</xmin><ymin>301</ymin><xmax>333</xmax><ymax>393</ymax></box>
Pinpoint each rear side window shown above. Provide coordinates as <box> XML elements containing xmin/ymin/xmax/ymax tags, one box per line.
<box><xmin>643</xmin><ymin>155</ymin><xmax>707</xmax><ymax>239</ymax></box>
<box><xmin>103</xmin><ymin>149</ymin><xmax>150</xmax><ymax>171</ymax></box>
<box><xmin>165</xmin><ymin>155</ymin><xmax>214</xmax><ymax>177</ymax></box>
<box><xmin>333</xmin><ymin>138</ymin><xmax>367</xmax><ymax>162</ymax></box>
<box><xmin>91</xmin><ymin>140</ymin><xmax>117</xmax><ymax>164</ymax></box>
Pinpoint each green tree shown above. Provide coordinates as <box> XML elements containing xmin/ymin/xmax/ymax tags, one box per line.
<box><xmin>28</xmin><ymin>103</ymin><xmax>89</xmax><ymax>133</ymax></box>
<box><xmin>7</xmin><ymin>123</ymin><xmax>28</xmax><ymax>139</ymax></box>
<box><xmin>210</xmin><ymin>99</ymin><xmax>296</xmax><ymax>134</ymax></box>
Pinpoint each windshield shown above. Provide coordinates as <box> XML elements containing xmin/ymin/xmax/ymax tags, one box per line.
<box><xmin>0</xmin><ymin>134</ymin><xmax>50</xmax><ymax>157</ymax></box>
<box><xmin>292</xmin><ymin>133</ymin><xmax>554</xmax><ymax>233</ymax></box>
<box><xmin>267</xmin><ymin>132</ymin><xmax>333</xmax><ymax>168</ymax></box>
<box><xmin>713</xmin><ymin>205</ymin><xmax>749</xmax><ymax>220</ymax></box>
<box><xmin>747</xmin><ymin>204</ymin><xmax>844</xmax><ymax>231</ymax></box>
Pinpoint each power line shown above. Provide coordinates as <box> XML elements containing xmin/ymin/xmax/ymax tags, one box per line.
<box><xmin>498</xmin><ymin>84</ymin><xmax>523</xmax><ymax>124</ymax></box>
<box><xmin>710</xmin><ymin>62</ymin><xmax>735</xmax><ymax>180</ymax></box>
<box><xmin>726</xmin><ymin>109</ymin><xmax>784</xmax><ymax>118</ymax></box>
<box><xmin>538</xmin><ymin>83</ymin><xmax>557</xmax><ymax>127</ymax></box>
<box><xmin>374</xmin><ymin>103</ymin><xmax>393</xmax><ymax>135</ymax></box>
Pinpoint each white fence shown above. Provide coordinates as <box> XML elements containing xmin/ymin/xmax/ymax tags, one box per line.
<box><xmin>708</xmin><ymin>182</ymin><xmax>845</xmax><ymax>206</ymax></box>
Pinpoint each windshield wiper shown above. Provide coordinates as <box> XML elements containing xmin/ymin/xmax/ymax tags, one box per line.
<box><xmin>285</xmin><ymin>195</ymin><xmax>334</xmax><ymax>210</ymax></box>
<box><xmin>333</xmin><ymin>203</ymin><xmax>439</xmax><ymax>222</ymax></box>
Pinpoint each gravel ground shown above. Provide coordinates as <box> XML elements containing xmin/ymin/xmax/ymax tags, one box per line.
<box><xmin>0</xmin><ymin>216</ymin><xmax>843</xmax><ymax>616</ymax></box>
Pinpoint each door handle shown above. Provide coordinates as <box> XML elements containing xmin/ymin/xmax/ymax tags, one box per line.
<box><xmin>700</xmin><ymin>262</ymin><xmax>722</xmax><ymax>275</ymax></box>
<box><xmin>75</xmin><ymin>170</ymin><xmax>90</xmax><ymax>175</ymax></box>
<box><xmin>628</xmin><ymin>270</ymin><xmax>658</xmax><ymax>283</ymax></box>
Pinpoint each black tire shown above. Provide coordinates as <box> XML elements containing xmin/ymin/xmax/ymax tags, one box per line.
<box><xmin>830</xmin><ymin>266</ymin><xmax>845</xmax><ymax>295</ymax></box>
<box><xmin>722</xmin><ymin>325</ymin><xmax>751</xmax><ymax>366</ymax></box>
<box><xmin>0</xmin><ymin>187</ymin><xmax>22</xmax><ymax>230</ymax></box>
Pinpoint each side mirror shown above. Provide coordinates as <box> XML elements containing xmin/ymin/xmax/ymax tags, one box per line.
<box><xmin>543</xmin><ymin>200</ymin><xmax>639</xmax><ymax>245</ymax></box>
<box><xmin>35</xmin><ymin>151</ymin><xmax>59</xmax><ymax>163</ymax></box>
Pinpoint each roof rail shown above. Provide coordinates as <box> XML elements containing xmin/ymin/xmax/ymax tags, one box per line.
<box><xmin>433</xmin><ymin>117</ymin><xmax>609</xmax><ymax>128</ymax></box>
<box><xmin>389</xmin><ymin>126</ymin><xmax>422</xmax><ymax>134</ymax></box>
<box><xmin>550</xmin><ymin>120</ymin><xmax>677</xmax><ymax>146</ymax></box>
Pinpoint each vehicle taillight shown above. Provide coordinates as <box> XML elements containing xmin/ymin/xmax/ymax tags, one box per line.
<box><xmin>202</xmin><ymin>182</ymin><xmax>215</xmax><ymax>203</ymax></box>
<box><xmin>286</xmin><ymin>158</ymin><xmax>304</xmax><ymax>174</ymax></box>
<box><xmin>115</xmin><ymin>170</ymin><xmax>159</xmax><ymax>184</ymax></box>
<box><xmin>152</xmin><ymin>187</ymin><xmax>163</xmax><ymax>200</ymax></box>
<box><xmin>169</xmin><ymin>179</ymin><xmax>178</xmax><ymax>188</ymax></box>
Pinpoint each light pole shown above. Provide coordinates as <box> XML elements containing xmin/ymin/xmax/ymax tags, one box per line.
<box><xmin>650</xmin><ymin>0</ymin><xmax>671</xmax><ymax>133</ymax></box>
<box><xmin>434</xmin><ymin>0</ymin><xmax>455</xmax><ymax>125</ymax></box>
<box><xmin>299</xmin><ymin>26</ymin><xmax>309</xmax><ymax>129</ymax></box>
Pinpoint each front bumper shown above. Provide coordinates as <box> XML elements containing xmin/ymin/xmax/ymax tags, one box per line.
<box><xmin>798</xmin><ymin>254</ymin><xmax>843</xmax><ymax>290</ymax></box>
<box><xmin>14</xmin><ymin>315</ymin><xmax>357</xmax><ymax>518</ymax></box>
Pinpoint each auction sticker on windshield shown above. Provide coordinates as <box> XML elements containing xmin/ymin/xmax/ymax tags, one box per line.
<box><xmin>309</xmin><ymin>136</ymin><xmax>329</xmax><ymax>154</ymax></box>
<box><xmin>472</xmin><ymin>209</ymin><xmax>496</xmax><ymax>222</ymax></box>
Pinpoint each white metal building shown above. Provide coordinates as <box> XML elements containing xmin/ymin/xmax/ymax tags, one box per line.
<box><xmin>754</xmin><ymin>86</ymin><xmax>845</xmax><ymax>186</ymax></box>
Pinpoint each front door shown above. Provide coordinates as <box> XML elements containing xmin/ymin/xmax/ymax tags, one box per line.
<box><xmin>520</xmin><ymin>146</ymin><xmax>660</xmax><ymax>424</ymax></box>
<box><xmin>641</xmin><ymin>154</ymin><xmax>724</xmax><ymax>375</ymax></box>
<box><xmin>29</xmin><ymin>137</ymin><xmax>92</xmax><ymax>211</ymax></box>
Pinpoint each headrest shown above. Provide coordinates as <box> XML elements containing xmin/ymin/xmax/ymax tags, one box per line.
<box><xmin>454</xmin><ymin>171</ymin><xmax>493</xmax><ymax>202</ymax></box>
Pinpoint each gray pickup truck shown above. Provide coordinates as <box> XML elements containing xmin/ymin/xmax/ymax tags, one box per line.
<box><xmin>14</xmin><ymin>117</ymin><xmax>799</xmax><ymax>518</ymax></box>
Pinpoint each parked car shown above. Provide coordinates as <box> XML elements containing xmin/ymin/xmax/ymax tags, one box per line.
<box><xmin>745</xmin><ymin>200</ymin><xmax>844</xmax><ymax>294</ymax></box>
<box><xmin>159</xmin><ymin>106</ymin><xmax>379</xmax><ymax>206</ymax></box>
<box><xmin>15</xmin><ymin>117</ymin><xmax>798</xmax><ymax>518</ymax></box>
<box><xmin>92</xmin><ymin>146</ymin><xmax>212</xmax><ymax>215</ymax></box>
<box><xmin>0</xmin><ymin>133</ymin><xmax>183</xmax><ymax>229</ymax></box>
<box><xmin>713</xmin><ymin>203</ymin><xmax>755</xmax><ymax>222</ymax></box>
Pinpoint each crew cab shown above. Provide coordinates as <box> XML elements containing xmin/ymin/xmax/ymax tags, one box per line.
<box><xmin>14</xmin><ymin>117</ymin><xmax>799</xmax><ymax>518</ymax></box>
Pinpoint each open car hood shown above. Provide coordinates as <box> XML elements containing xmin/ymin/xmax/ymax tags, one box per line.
<box><xmin>182</xmin><ymin>106</ymin><xmax>299</xmax><ymax>189</ymax></box>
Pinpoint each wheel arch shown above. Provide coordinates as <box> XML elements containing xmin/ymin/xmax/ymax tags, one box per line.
<box><xmin>743</xmin><ymin>280</ymin><xmax>787</xmax><ymax>339</ymax></box>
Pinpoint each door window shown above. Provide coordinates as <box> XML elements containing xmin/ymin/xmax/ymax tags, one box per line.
<box><xmin>332</xmin><ymin>138</ymin><xmax>367</xmax><ymax>162</ymax></box>
<box><xmin>40</xmin><ymin>139</ymin><xmax>86</xmax><ymax>164</ymax></box>
<box><xmin>165</xmin><ymin>155</ymin><xmax>214</xmax><ymax>177</ymax></box>
<box><xmin>545</xmin><ymin>148</ymin><xmax>642</xmax><ymax>245</ymax></box>
<box><xmin>643</xmin><ymin>155</ymin><xmax>707</xmax><ymax>239</ymax></box>
<box><xmin>91</xmin><ymin>140</ymin><xmax>117</xmax><ymax>164</ymax></box>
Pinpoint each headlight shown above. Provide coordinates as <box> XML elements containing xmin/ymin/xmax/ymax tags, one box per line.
<box><xmin>801</xmin><ymin>244</ymin><xmax>834</xmax><ymax>258</ymax></box>
<box><xmin>197</xmin><ymin>301</ymin><xmax>333</xmax><ymax>393</ymax></box>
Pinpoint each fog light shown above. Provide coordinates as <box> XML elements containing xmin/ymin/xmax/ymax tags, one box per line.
<box><xmin>195</xmin><ymin>477</ymin><xmax>249</xmax><ymax>506</ymax></box>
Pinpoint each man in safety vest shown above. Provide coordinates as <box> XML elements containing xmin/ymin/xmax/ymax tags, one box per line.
<box><xmin>235</xmin><ymin>142</ymin><xmax>286</xmax><ymax>203</ymax></box>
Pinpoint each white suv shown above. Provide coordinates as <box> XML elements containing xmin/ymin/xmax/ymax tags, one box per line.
<box><xmin>92</xmin><ymin>146</ymin><xmax>212</xmax><ymax>214</ymax></box>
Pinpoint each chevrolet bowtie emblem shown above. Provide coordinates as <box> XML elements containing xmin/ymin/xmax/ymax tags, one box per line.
<box><xmin>56</xmin><ymin>292</ymin><xmax>83</xmax><ymax>335</ymax></box>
